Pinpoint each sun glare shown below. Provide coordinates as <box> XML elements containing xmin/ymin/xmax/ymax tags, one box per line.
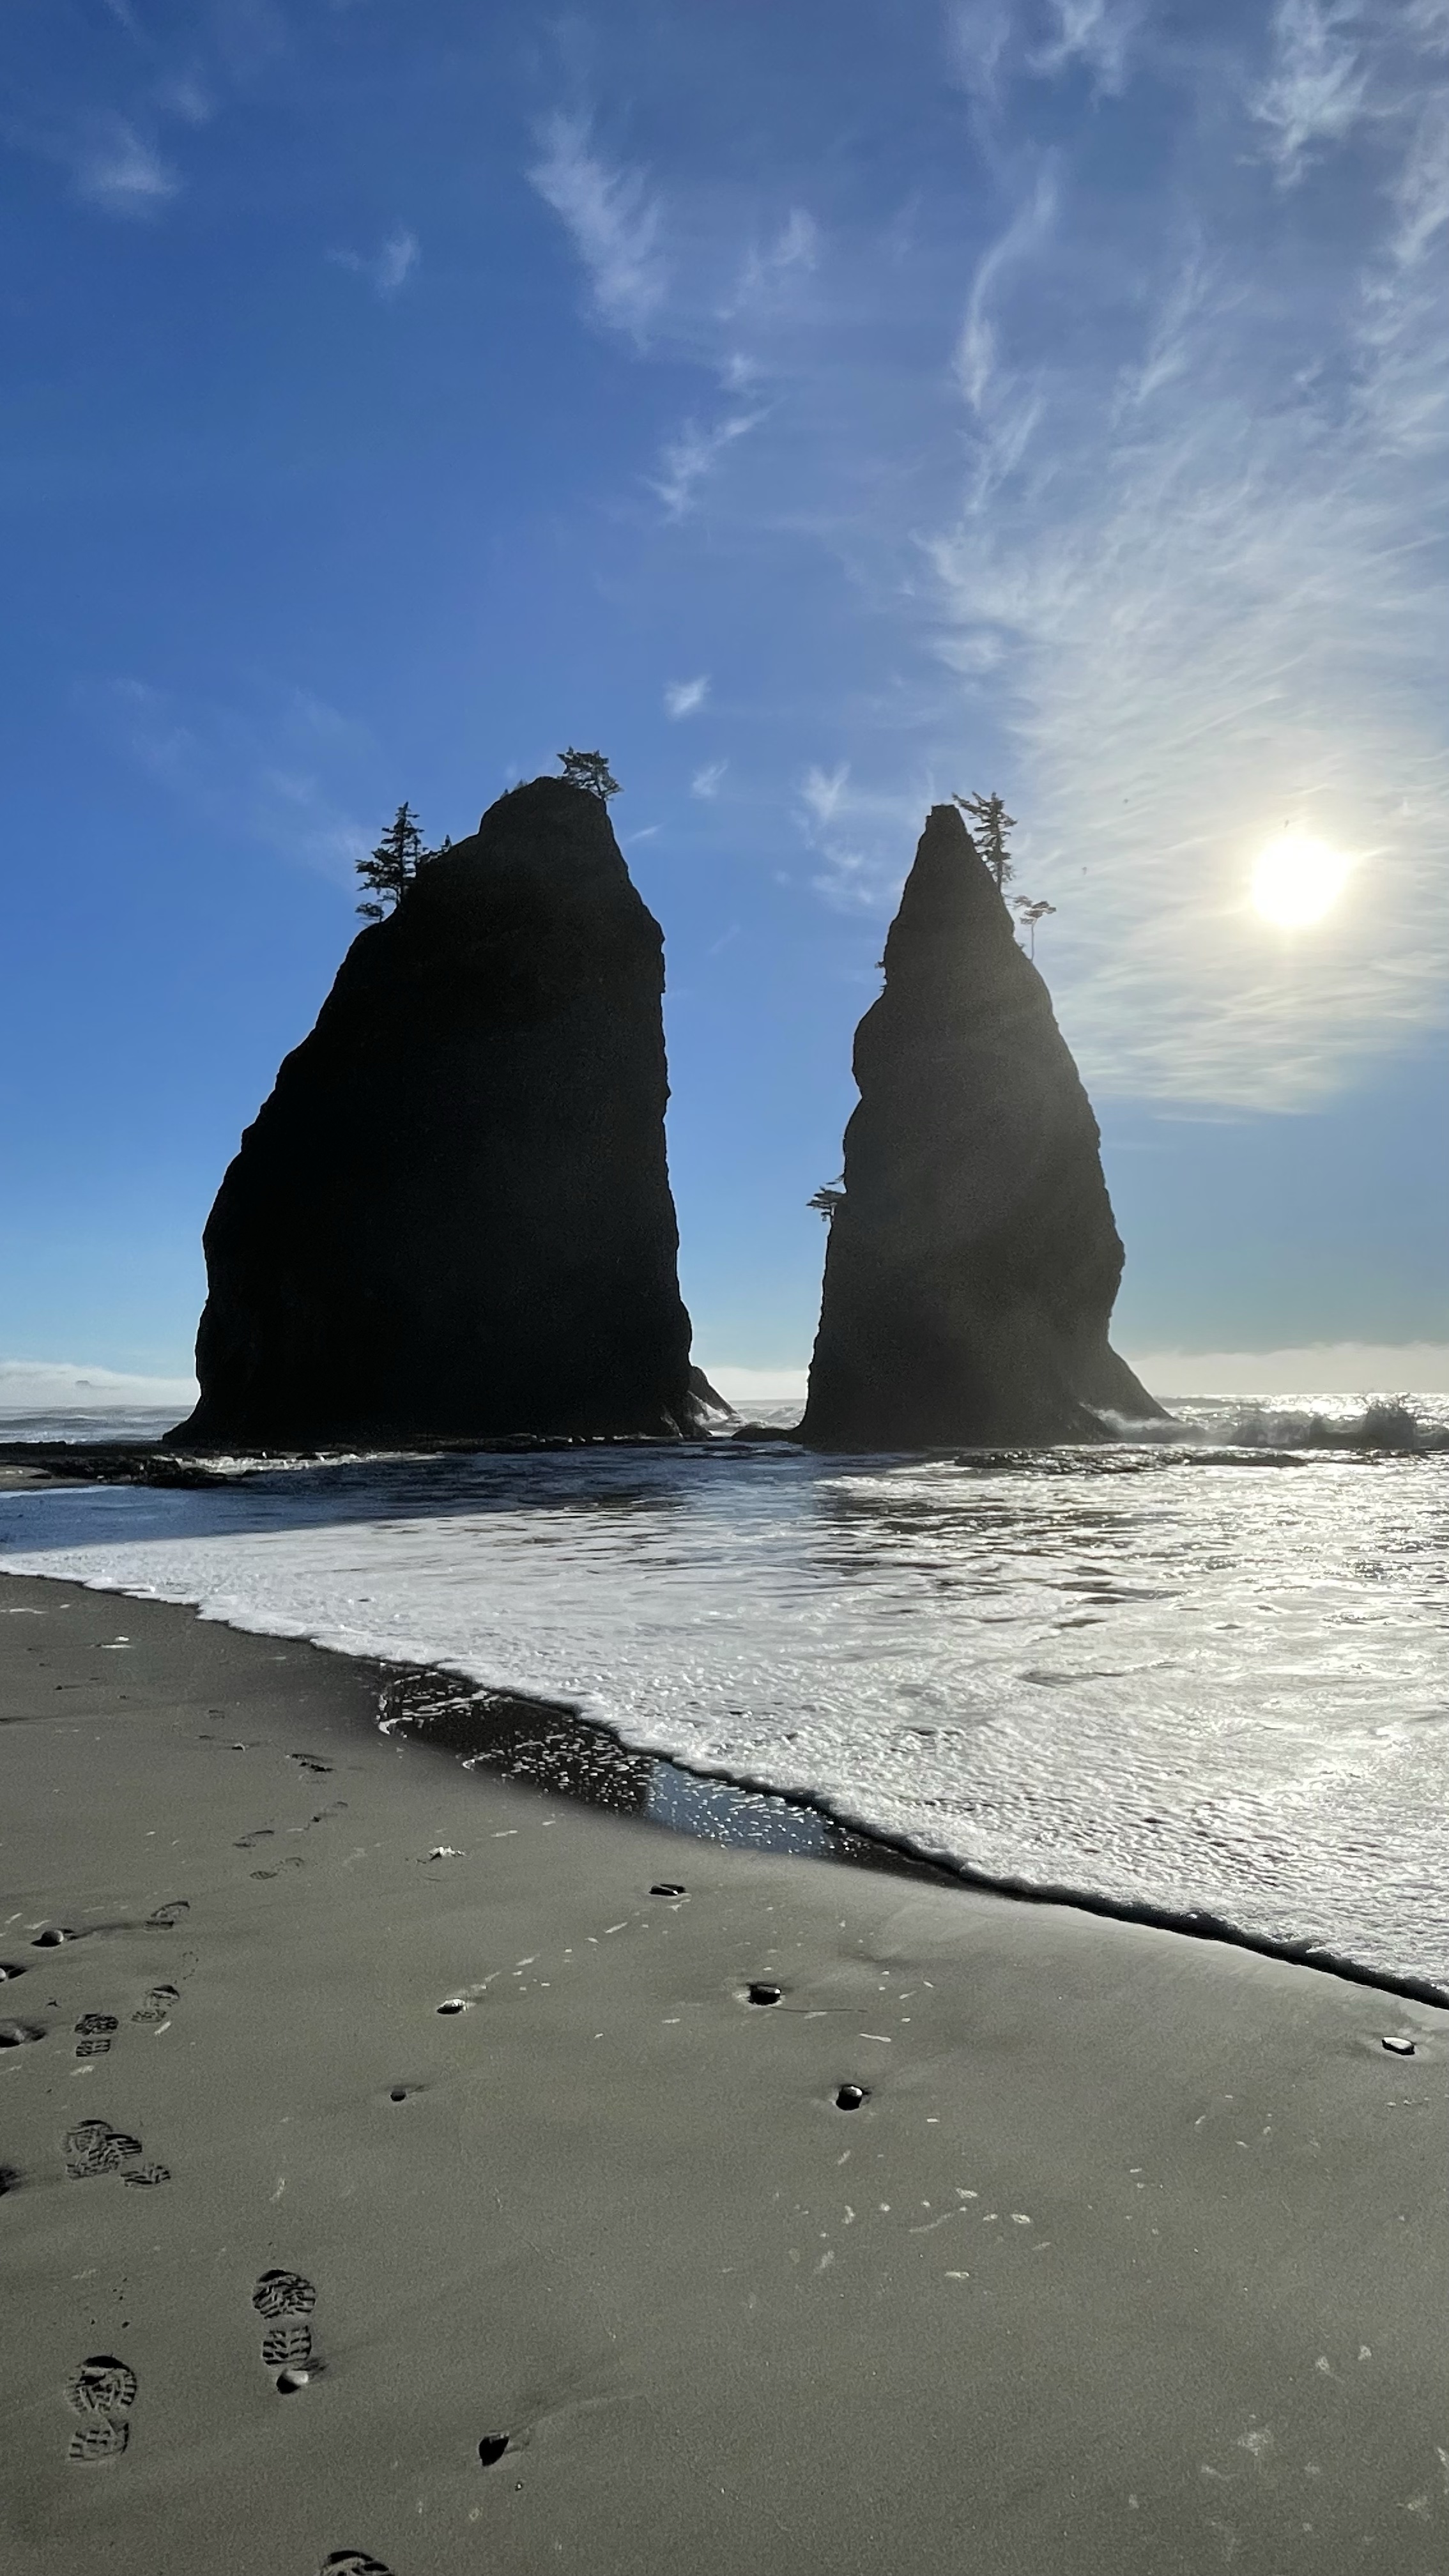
<box><xmin>1251</xmin><ymin>833</ymin><xmax>1350</xmax><ymax>928</ymax></box>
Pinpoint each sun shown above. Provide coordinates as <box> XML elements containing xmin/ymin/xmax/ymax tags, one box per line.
<box><xmin>1251</xmin><ymin>832</ymin><xmax>1350</xmax><ymax>928</ymax></box>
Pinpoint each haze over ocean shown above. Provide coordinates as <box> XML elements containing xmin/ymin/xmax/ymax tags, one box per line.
<box><xmin>3</xmin><ymin>0</ymin><xmax>1447</xmax><ymax>1397</ymax></box>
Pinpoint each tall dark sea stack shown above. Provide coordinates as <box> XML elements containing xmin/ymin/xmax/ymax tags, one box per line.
<box><xmin>801</xmin><ymin>804</ymin><xmax>1162</xmax><ymax>1449</ymax></box>
<box><xmin>173</xmin><ymin>779</ymin><xmax>698</xmax><ymax>1446</ymax></box>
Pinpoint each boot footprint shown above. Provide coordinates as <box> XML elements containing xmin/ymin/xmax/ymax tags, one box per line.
<box><xmin>75</xmin><ymin>2013</ymin><xmax>118</xmax><ymax>2060</ymax></box>
<box><xmin>65</xmin><ymin>2354</ymin><xmax>137</xmax><ymax>2464</ymax></box>
<box><xmin>252</xmin><ymin>2269</ymin><xmax>321</xmax><ymax>2389</ymax></box>
<box><xmin>63</xmin><ymin>2119</ymin><xmax>169</xmax><ymax>2187</ymax></box>
<box><xmin>64</xmin><ymin>2120</ymin><xmax>141</xmax><ymax>2179</ymax></box>
<box><xmin>132</xmin><ymin>1984</ymin><xmax>179</xmax><ymax>2026</ymax></box>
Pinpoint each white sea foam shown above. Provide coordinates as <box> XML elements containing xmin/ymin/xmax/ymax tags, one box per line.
<box><xmin>2</xmin><ymin>1397</ymin><xmax>1446</xmax><ymax>1995</ymax></box>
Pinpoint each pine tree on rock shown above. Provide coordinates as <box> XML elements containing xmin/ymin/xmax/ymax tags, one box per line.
<box><xmin>356</xmin><ymin>804</ymin><xmax>434</xmax><ymax>920</ymax></box>
<box><xmin>556</xmin><ymin>749</ymin><xmax>620</xmax><ymax>802</ymax></box>
<box><xmin>952</xmin><ymin>790</ymin><xmax>1016</xmax><ymax>892</ymax></box>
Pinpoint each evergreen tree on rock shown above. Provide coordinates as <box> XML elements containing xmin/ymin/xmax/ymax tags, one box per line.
<box><xmin>356</xmin><ymin>804</ymin><xmax>434</xmax><ymax>921</ymax></box>
<box><xmin>557</xmin><ymin>748</ymin><xmax>620</xmax><ymax>802</ymax></box>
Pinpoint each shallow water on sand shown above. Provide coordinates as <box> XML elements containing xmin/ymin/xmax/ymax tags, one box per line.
<box><xmin>2</xmin><ymin>1393</ymin><xmax>1446</xmax><ymax>1996</ymax></box>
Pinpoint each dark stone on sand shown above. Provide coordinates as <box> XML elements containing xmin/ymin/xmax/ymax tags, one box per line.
<box><xmin>172</xmin><ymin>778</ymin><xmax>702</xmax><ymax>1448</ymax></box>
<box><xmin>650</xmin><ymin>1882</ymin><xmax>686</xmax><ymax>1897</ymax></box>
<box><xmin>436</xmin><ymin>1998</ymin><xmax>466</xmax><ymax>2014</ymax></box>
<box><xmin>747</xmin><ymin>1982</ymin><xmax>784</xmax><ymax>2007</ymax></box>
<box><xmin>801</xmin><ymin>804</ymin><xmax>1163</xmax><ymax>1450</ymax></box>
<box><xmin>834</xmin><ymin>2083</ymin><xmax>868</xmax><ymax>2111</ymax></box>
<box><xmin>0</xmin><ymin>1963</ymin><xmax>26</xmax><ymax>1981</ymax></box>
<box><xmin>477</xmin><ymin>2434</ymin><xmax>510</xmax><ymax>2465</ymax></box>
<box><xmin>0</xmin><ymin>2021</ymin><xmax>45</xmax><ymax>2046</ymax></box>
<box><xmin>31</xmin><ymin>1928</ymin><xmax>70</xmax><ymax>1947</ymax></box>
<box><xmin>1381</xmin><ymin>2035</ymin><xmax>1416</xmax><ymax>2055</ymax></box>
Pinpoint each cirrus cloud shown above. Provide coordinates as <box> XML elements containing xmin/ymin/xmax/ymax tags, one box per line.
<box><xmin>528</xmin><ymin>113</ymin><xmax>667</xmax><ymax>339</ymax></box>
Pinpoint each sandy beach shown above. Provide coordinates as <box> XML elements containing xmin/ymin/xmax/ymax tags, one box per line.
<box><xmin>3</xmin><ymin>1566</ymin><xmax>1447</xmax><ymax>2576</ymax></box>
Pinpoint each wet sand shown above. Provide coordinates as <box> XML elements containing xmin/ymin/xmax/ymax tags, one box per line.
<box><xmin>2</xmin><ymin>1567</ymin><xmax>1446</xmax><ymax>2576</ymax></box>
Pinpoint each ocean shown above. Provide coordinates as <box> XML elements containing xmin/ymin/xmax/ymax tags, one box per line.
<box><xmin>3</xmin><ymin>1395</ymin><xmax>1446</xmax><ymax>2000</ymax></box>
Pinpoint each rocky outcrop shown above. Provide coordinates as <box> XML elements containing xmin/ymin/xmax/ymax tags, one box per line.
<box><xmin>801</xmin><ymin>804</ymin><xmax>1162</xmax><ymax>1449</ymax></box>
<box><xmin>172</xmin><ymin>779</ymin><xmax>700</xmax><ymax>1447</ymax></box>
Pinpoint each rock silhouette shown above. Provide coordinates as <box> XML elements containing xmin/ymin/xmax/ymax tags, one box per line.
<box><xmin>173</xmin><ymin>779</ymin><xmax>699</xmax><ymax>1446</ymax></box>
<box><xmin>801</xmin><ymin>804</ymin><xmax>1162</xmax><ymax>1449</ymax></box>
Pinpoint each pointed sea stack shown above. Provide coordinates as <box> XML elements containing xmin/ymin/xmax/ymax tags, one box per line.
<box><xmin>801</xmin><ymin>804</ymin><xmax>1162</xmax><ymax>1449</ymax></box>
<box><xmin>173</xmin><ymin>779</ymin><xmax>698</xmax><ymax>1446</ymax></box>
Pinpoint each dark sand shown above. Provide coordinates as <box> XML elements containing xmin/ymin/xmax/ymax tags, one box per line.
<box><xmin>2</xmin><ymin>1568</ymin><xmax>1446</xmax><ymax>2576</ymax></box>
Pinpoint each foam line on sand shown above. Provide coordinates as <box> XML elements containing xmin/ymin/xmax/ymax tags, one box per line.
<box><xmin>2</xmin><ymin>1570</ymin><xmax>1447</xmax><ymax>2575</ymax></box>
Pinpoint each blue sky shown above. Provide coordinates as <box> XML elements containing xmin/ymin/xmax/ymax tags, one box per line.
<box><xmin>3</xmin><ymin>0</ymin><xmax>1446</xmax><ymax>1400</ymax></box>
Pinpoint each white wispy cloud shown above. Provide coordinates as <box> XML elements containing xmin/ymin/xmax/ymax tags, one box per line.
<box><xmin>529</xmin><ymin>112</ymin><xmax>666</xmax><ymax>338</ymax></box>
<box><xmin>959</xmin><ymin>166</ymin><xmax>1046</xmax><ymax>415</ymax></box>
<box><xmin>664</xmin><ymin>675</ymin><xmax>709</xmax><ymax>718</ymax></box>
<box><xmin>723</xmin><ymin>206</ymin><xmax>819</xmax><ymax>315</ymax></box>
<box><xmin>809</xmin><ymin>848</ymin><xmax>882</xmax><ymax>910</ymax></box>
<box><xmin>950</xmin><ymin>1</ymin><xmax>1015</xmax><ymax>100</ymax></box>
<box><xmin>930</xmin><ymin>37</ymin><xmax>1449</xmax><ymax>1108</ymax></box>
<box><xmin>801</xmin><ymin>763</ymin><xmax>850</xmax><ymax>826</ymax></box>
<box><xmin>953</xmin><ymin>0</ymin><xmax>1143</xmax><ymax>100</ymax></box>
<box><xmin>25</xmin><ymin>4</ymin><xmax>279</xmax><ymax>220</ymax></box>
<box><xmin>99</xmin><ymin>678</ymin><xmax>373</xmax><ymax>887</ymax></box>
<box><xmin>650</xmin><ymin>410</ymin><xmax>762</xmax><ymax>518</ymax></box>
<box><xmin>157</xmin><ymin>72</ymin><xmax>215</xmax><ymax>128</ymax></box>
<box><xmin>1031</xmin><ymin>0</ymin><xmax>1145</xmax><ymax>94</ymax></box>
<box><xmin>1250</xmin><ymin>0</ymin><xmax>1371</xmax><ymax>181</ymax></box>
<box><xmin>330</xmin><ymin>228</ymin><xmax>420</xmax><ymax>300</ymax></box>
<box><xmin>77</xmin><ymin>118</ymin><xmax>178</xmax><ymax>215</ymax></box>
<box><xmin>691</xmin><ymin>761</ymin><xmax>728</xmax><ymax>799</ymax></box>
<box><xmin>1386</xmin><ymin>86</ymin><xmax>1449</xmax><ymax>268</ymax></box>
<box><xmin>796</xmin><ymin>765</ymin><xmax>939</xmax><ymax>912</ymax></box>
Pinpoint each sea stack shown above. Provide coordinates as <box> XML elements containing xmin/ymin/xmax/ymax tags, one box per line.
<box><xmin>173</xmin><ymin>778</ymin><xmax>698</xmax><ymax>1446</ymax></box>
<box><xmin>801</xmin><ymin>803</ymin><xmax>1162</xmax><ymax>1449</ymax></box>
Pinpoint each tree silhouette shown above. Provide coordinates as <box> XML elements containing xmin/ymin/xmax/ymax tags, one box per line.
<box><xmin>808</xmin><ymin>1176</ymin><xmax>845</xmax><ymax>1223</ymax></box>
<box><xmin>558</xmin><ymin>747</ymin><xmax>620</xmax><ymax>802</ymax></box>
<box><xmin>953</xmin><ymin>790</ymin><xmax>1016</xmax><ymax>891</ymax></box>
<box><xmin>1013</xmin><ymin>896</ymin><xmax>1057</xmax><ymax>958</ymax></box>
<box><xmin>356</xmin><ymin>804</ymin><xmax>440</xmax><ymax>920</ymax></box>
